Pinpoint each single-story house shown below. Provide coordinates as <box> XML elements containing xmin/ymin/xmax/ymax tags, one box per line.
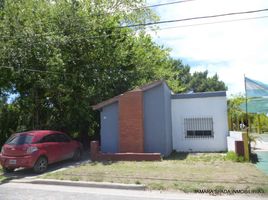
<box><xmin>93</xmin><ymin>80</ymin><xmax>228</xmax><ymax>157</ymax></box>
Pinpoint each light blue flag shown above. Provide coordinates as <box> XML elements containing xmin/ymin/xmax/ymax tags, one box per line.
<box><xmin>240</xmin><ymin>77</ymin><xmax>268</xmax><ymax>113</ymax></box>
<box><xmin>245</xmin><ymin>77</ymin><xmax>268</xmax><ymax>97</ymax></box>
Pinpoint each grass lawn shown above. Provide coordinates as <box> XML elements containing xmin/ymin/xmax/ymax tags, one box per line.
<box><xmin>0</xmin><ymin>167</ymin><xmax>7</xmax><ymax>183</ymax></box>
<box><xmin>42</xmin><ymin>153</ymin><xmax>268</xmax><ymax>193</ymax></box>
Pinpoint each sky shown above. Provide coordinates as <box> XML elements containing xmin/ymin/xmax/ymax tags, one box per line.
<box><xmin>146</xmin><ymin>0</ymin><xmax>268</xmax><ymax>96</ymax></box>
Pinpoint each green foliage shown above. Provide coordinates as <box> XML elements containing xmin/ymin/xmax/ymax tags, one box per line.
<box><xmin>252</xmin><ymin>114</ymin><xmax>268</xmax><ymax>133</ymax></box>
<box><xmin>0</xmin><ymin>97</ymin><xmax>20</xmax><ymax>145</ymax></box>
<box><xmin>0</xmin><ymin>0</ymin><xmax>163</xmax><ymax>147</ymax></box>
<box><xmin>228</xmin><ymin>94</ymin><xmax>248</xmax><ymax>131</ymax></box>
<box><xmin>225</xmin><ymin>151</ymin><xmax>238</xmax><ymax>161</ymax></box>
<box><xmin>228</xmin><ymin>95</ymin><xmax>245</xmax><ymax>116</ymax></box>
<box><xmin>228</xmin><ymin>94</ymin><xmax>268</xmax><ymax>133</ymax></box>
<box><xmin>0</xmin><ymin>0</ymin><xmax>227</xmax><ymax>147</ymax></box>
<box><xmin>225</xmin><ymin>151</ymin><xmax>244</xmax><ymax>162</ymax></box>
<box><xmin>162</xmin><ymin>62</ymin><xmax>227</xmax><ymax>93</ymax></box>
<box><xmin>188</xmin><ymin>71</ymin><xmax>227</xmax><ymax>92</ymax></box>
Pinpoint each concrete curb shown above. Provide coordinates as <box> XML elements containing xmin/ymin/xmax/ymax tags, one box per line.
<box><xmin>10</xmin><ymin>178</ymin><xmax>146</xmax><ymax>190</ymax></box>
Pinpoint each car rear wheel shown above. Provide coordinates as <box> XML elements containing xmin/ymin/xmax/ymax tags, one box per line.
<box><xmin>3</xmin><ymin>167</ymin><xmax>14</xmax><ymax>173</ymax></box>
<box><xmin>72</xmin><ymin>148</ymin><xmax>82</xmax><ymax>161</ymax></box>
<box><xmin>33</xmin><ymin>156</ymin><xmax>48</xmax><ymax>173</ymax></box>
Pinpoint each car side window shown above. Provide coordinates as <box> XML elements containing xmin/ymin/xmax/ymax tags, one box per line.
<box><xmin>40</xmin><ymin>134</ymin><xmax>56</xmax><ymax>143</ymax></box>
<box><xmin>56</xmin><ymin>134</ymin><xmax>71</xmax><ymax>142</ymax></box>
<box><xmin>62</xmin><ymin>134</ymin><xmax>71</xmax><ymax>142</ymax></box>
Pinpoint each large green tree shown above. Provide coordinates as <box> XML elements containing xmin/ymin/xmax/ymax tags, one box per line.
<box><xmin>0</xmin><ymin>0</ymin><xmax>227</xmax><ymax>147</ymax></box>
<box><xmin>0</xmin><ymin>0</ymin><xmax>174</xmax><ymax>147</ymax></box>
<box><xmin>164</xmin><ymin>61</ymin><xmax>227</xmax><ymax>93</ymax></box>
<box><xmin>187</xmin><ymin>70</ymin><xmax>227</xmax><ymax>92</ymax></box>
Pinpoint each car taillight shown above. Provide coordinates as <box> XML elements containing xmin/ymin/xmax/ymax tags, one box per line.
<box><xmin>26</xmin><ymin>146</ymin><xmax>38</xmax><ymax>154</ymax></box>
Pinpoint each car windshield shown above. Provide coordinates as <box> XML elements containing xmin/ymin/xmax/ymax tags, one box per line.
<box><xmin>6</xmin><ymin>134</ymin><xmax>34</xmax><ymax>145</ymax></box>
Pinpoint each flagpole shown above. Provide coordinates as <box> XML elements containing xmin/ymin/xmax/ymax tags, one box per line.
<box><xmin>244</xmin><ymin>74</ymin><xmax>250</xmax><ymax>158</ymax></box>
<box><xmin>244</xmin><ymin>74</ymin><xmax>248</xmax><ymax>127</ymax></box>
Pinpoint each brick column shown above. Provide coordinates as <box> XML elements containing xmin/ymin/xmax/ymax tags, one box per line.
<box><xmin>119</xmin><ymin>90</ymin><xmax>144</xmax><ymax>153</ymax></box>
<box><xmin>90</xmin><ymin>141</ymin><xmax>100</xmax><ymax>161</ymax></box>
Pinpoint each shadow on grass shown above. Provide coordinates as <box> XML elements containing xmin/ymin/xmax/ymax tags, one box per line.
<box><xmin>89</xmin><ymin>161</ymin><xmax>118</xmax><ymax>166</ymax></box>
<box><xmin>164</xmin><ymin>151</ymin><xmax>189</xmax><ymax>160</ymax></box>
<box><xmin>89</xmin><ymin>152</ymin><xmax>200</xmax><ymax>162</ymax></box>
<box><xmin>164</xmin><ymin>151</ymin><xmax>228</xmax><ymax>162</ymax></box>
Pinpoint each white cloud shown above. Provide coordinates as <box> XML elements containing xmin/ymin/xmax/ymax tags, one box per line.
<box><xmin>147</xmin><ymin>0</ymin><xmax>268</xmax><ymax>96</ymax></box>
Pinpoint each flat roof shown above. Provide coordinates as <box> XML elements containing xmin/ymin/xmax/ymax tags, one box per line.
<box><xmin>171</xmin><ymin>91</ymin><xmax>226</xmax><ymax>99</ymax></box>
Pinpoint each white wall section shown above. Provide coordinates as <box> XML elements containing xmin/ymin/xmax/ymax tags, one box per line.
<box><xmin>171</xmin><ymin>96</ymin><xmax>228</xmax><ymax>152</ymax></box>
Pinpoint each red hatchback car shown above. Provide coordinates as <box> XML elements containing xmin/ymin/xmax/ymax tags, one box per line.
<box><xmin>0</xmin><ymin>130</ymin><xmax>82</xmax><ymax>173</ymax></box>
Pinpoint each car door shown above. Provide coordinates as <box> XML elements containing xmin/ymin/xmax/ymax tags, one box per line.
<box><xmin>39</xmin><ymin>134</ymin><xmax>61</xmax><ymax>163</ymax></box>
<box><xmin>56</xmin><ymin>134</ymin><xmax>74</xmax><ymax>161</ymax></box>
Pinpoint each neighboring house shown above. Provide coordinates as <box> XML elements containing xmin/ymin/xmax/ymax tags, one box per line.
<box><xmin>93</xmin><ymin>80</ymin><xmax>228</xmax><ymax>157</ymax></box>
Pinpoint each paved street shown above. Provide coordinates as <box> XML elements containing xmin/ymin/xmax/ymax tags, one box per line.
<box><xmin>252</xmin><ymin>134</ymin><xmax>268</xmax><ymax>175</ymax></box>
<box><xmin>0</xmin><ymin>182</ymin><xmax>267</xmax><ymax>200</ymax></box>
<box><xmin>253</xmin><ymin>134</ymin><xmax>268</xmax><ymax>151</ymax></box>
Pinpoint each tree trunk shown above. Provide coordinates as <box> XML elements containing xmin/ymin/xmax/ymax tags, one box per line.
<box><xmin>79</xmin><ymin>120</ymin><xmax>90</xmax><ymax>150</ymax></box>
<box><xmin>258</xmin><ymin>114</ymin><xmax>261</xmax><ymax>134</ymax></box>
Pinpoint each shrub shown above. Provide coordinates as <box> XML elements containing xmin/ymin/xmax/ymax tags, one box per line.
<box><xmin>225</xmin><ymin>151</ymin><xmax>245</xmax><ymax>162</ymax></box>
<box><xmin>237</xmin><ymin>155</ymin><xmax>245</xmax><ymax>162</ymax></box>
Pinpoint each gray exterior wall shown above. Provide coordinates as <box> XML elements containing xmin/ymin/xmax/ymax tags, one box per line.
<box><xmin>100</xmin><ymin>102</ymin><xmax>119</xmax><ymax>153</ymax></box>
<box><xmin>163</xmin><ymin>83</ymin><xmax>173</xmax><ymax>155</ymax></box>
<box><xmin>143</xmin><ymin>82</ymin><xmax>173</xmax><ymax>156</ymax></box>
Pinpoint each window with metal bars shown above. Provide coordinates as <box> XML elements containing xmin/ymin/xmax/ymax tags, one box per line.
<box><xmin>184</xmin><ymin>117</ymin><xmax>214</xmax><ymax>138</ymax></box>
